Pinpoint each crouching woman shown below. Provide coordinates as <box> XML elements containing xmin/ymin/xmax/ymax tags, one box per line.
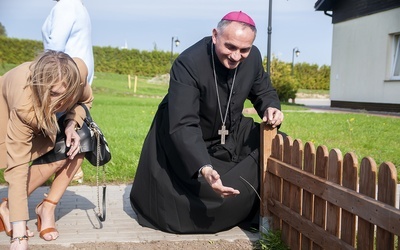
<box><xmin>0</xmin><ymin>50</ymin><xmax>93</xmax><ymax>250</ymax></box>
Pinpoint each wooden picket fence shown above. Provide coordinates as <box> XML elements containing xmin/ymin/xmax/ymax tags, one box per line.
<box><xmin>260</xmin><ymin>123</ymin><xmax>400</xmax><ymax>250</ymax></box>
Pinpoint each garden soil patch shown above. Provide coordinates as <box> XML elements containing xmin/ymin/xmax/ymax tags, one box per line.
<box><xmin>29</xmin><ymin>239</ymin><xmax>255</xmax><ymax>250</ymax></box>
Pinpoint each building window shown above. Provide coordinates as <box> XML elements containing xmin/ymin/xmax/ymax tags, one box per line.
<box><xmin>391</xmin><ymin>34</ymin><xmax>400</xmax><ymax>80</ymax></box>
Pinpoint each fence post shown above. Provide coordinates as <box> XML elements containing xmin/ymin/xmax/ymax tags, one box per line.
<box><xmin>260</xmin><ymin>122</ymin><xmax>277</xmax><ymax>234</ymax></box>
<box><xmin>134</xmin><ymin>75</ymin><xmax>137</xmax><ymax>93</ymax></box>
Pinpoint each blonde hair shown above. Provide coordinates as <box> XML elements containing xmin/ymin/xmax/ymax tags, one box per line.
<box><xmin>27</xmin><ymin>50</ymin><xmax>84</xmax><ymax>136</ymax></box>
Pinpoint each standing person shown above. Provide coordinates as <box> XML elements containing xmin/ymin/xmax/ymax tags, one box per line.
<box><xmin>0</xmin><ymin>50</ymin><xmax>93</xmax><ymax>250</ymax></box>
<box><xmin>130</xmin><ymin>11</ymin><xmax>284</xmax><ymax>233</ymax></box>
<box><xmin>42</xmin><ymin>0</ymin><xmax>94</xmax><ymax>85</ymax></box>
<box><xmin>42</xmin><ymin>0</ymin><xmax>95</xmax><ymax>182</ymax></box>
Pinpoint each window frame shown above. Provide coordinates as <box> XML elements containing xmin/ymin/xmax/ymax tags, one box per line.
<box><xmin>390</xmin><ymin>33</ymin><xmax>400</xmax><ymax>80</ymax></box>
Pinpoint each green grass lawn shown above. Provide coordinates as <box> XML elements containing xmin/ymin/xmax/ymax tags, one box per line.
<box><xmin>1</xmin><ymin>67</ymin><xmax>399</xmax><ymax>184</ymax></box>
<box><xmin>248</xmin><ymin>111</ymin><xmax>399</xmax><ymax>174</ymax></box>
<box><xmin>87</xmin><ymin>72</ymin><xmax>400</xmax><ymax>183</ymax></box>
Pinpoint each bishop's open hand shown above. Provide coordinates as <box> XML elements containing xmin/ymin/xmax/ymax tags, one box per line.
<box><xmin>201</xmin><ymin>167</ymin><xmax>240</xmax><ymax>197</ymax></box>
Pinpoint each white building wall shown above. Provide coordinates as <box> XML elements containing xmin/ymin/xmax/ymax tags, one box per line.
<box><xmin>330</xmin><ymin>8</ymin><xmax>400</xmax><ymax>104</ymax></box>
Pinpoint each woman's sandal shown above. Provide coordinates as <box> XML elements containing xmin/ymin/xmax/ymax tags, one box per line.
<box><xmin>72</xmin><ymin>167</ymin><xmax>84</xmax><ymax>184</ymax></box>
<box><xmin>0</xmin><ymin>198</ymin><xmax>32</xmax><ymax>237</ymax></box>
<box><xmin>10</xmin><ymin>235</ymin><xmax>29</xmax><ymax>244</ymax></box>
<box><xmin>0</xmin><ymin>198</ymin><xmax>12</xmax><ymax>236</ymax></box>
<box><xmin>35</xmin><ymin>198</ymin><xmax>59</xmax><ymax>241</ymax></box>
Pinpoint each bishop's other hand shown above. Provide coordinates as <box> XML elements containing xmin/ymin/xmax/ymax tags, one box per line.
<box><xmin>201</xmin><ymin>167</ymin><xmax>240</xmax><ymax>197</ymax></box>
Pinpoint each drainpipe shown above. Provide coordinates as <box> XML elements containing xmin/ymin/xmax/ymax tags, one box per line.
<box><xmin>324</xmin><ymin>10</ymin><xmax>332</xmax><ymax>17</ymax></box>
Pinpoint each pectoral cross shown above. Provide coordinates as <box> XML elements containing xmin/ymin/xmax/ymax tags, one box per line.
<box><xmin>218</xmin><ymin>125</ymin><xmax>229</xmax><ymax>145</ymax></box>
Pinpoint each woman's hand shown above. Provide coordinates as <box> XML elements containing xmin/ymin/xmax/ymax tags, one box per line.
<box><xmin>64</xmin><ymin>120</ymin><xmax>81</xmax><ymax>159</ymax></box>
<box><xmin>201</xmin><ymin>167</ymin><xmax>240</xmax><ymax>198</ymax></box>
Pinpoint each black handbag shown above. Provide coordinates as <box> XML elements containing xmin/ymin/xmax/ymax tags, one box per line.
<box><xmin>80</xmin><ymin>104</ymin><xmax>111</xmax><ymax>167</ymax></box>
<box><xmin>31</xmin><ymin>112</ymin><xmax>93</xmax><ymax>165</ymax></box>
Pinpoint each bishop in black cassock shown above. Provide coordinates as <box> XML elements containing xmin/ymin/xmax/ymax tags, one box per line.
<box><xmin>130</xmin><ymin>11</ymin><xmax>283</xmax><ymax>234</ymax></box>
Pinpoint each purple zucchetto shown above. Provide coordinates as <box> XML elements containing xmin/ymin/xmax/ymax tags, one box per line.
<box><xmin>221</xmin><ymin>11</ymin><xmax>256</xmax><ymax>27</ymax></box>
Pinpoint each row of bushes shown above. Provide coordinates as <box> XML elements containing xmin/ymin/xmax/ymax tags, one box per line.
<box><xmin>0</xmin><ymin>37</ymin><xmax>330</xmax><ymax>102</ymax></box>
<box><xmin>0</xmin><ymin>37</ymin><xmax>176</xmax><ymax>76</ymax></box>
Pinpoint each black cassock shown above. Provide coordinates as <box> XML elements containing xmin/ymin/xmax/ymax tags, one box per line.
<box><xmin>130</xmin><ymin>37</ymin><xmax>281</xmax><ymax>233</ymax></box>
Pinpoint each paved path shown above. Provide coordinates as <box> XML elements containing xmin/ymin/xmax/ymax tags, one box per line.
<box><xmin>244</xmin><ymin>98</ymin><xmax>400</xmax><ymax>118</ymax></box>
<box><xmin>0</xmin><ymin>185</ymin><xmax>258</xmax><ymax>248</ymax></box>
<box><xmin>0</xmin><ymin>183</ymin><xmax>398</xmax><ymax>248</ymax></box>
<box><xmin>294</xmin><ymin>98</ymin><xmax>400</xmax><ymax>117</ymax></box>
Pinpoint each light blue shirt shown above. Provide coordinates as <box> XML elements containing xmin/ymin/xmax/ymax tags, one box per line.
<box><xmin>42</xmin><ymin>0</ymin><xmax>94</xmax><ymax>85</ymax></box>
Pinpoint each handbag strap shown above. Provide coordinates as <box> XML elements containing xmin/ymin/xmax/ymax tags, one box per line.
<box><xmin>79</xmin><ymin>104</ymin><xmax>107</xmax><ymax>224</ymax></box>
<box><xmin>80</xmin><ymin>103</ymin><xmax>93</xmax><ymax>125</ymax></box>
<box><xmin>96</xmin><ymin>160</ymin><xmax>106</xmax><ymax>222</ymax></box>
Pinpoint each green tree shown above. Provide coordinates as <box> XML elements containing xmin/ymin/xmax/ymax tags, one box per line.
<box><xmin>0</xmin><ymin>22</ymin><xmax>7</xmax><ymax>37</ymax></box>
<box><xmin>266</xmin><ymin>56</ymin><xmax>298</xmax><ymax>102</ymax></box>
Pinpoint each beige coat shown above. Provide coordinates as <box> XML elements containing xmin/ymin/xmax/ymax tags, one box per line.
<box><xmin>0</xmin><ymin>58</ymin><xmax>93</xmax><ymax>221</ymax></box>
